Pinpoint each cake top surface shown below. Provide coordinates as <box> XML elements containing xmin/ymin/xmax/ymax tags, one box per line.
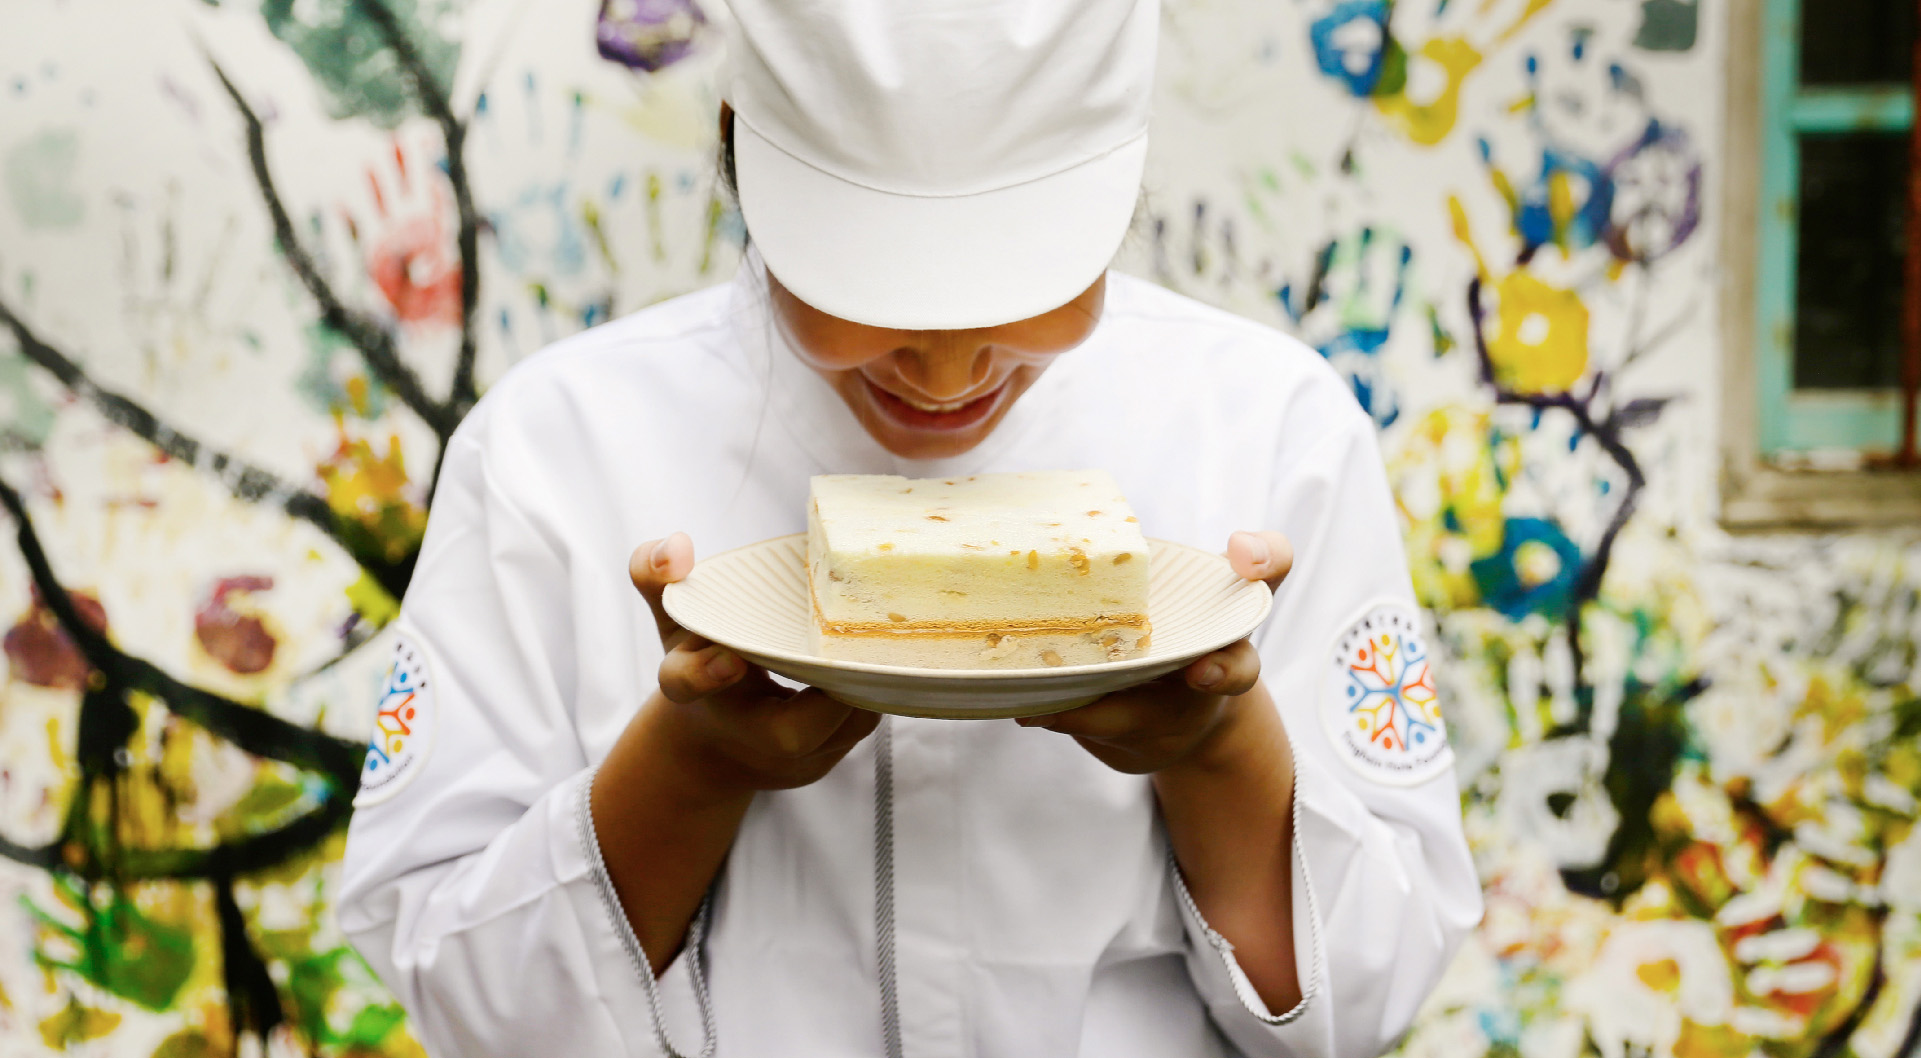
<box><xmin>810</xmin><ymin>470</ymin><xmax>1146</xmax><ymax>556</ymax></box>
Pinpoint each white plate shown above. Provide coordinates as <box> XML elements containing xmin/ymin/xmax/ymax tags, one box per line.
<box><xmin>662</xmin><ymin>535</ymin><xmax>1273</xmax><ymax>719</ymax></box>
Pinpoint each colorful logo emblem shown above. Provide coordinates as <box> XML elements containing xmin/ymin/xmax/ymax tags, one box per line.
<box><xmin>356</xmin><ymin>633</ymin><xmax>435</xmax><ymax>806</ymax></box>
<box><xmin>1321</xmin><ymin>601</ymin><xmax>1452</xmax><ymax>785</ymax></box>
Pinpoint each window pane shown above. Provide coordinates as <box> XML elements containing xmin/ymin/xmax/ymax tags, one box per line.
<box><xmin>1802</xmin><ymin>0</ymin><xmax>1916</xmax><ymax>86</ymax></box>
<box><xmin>1793</xmin><ymin>133</ymin><xmax>1908</xmax><ymax>390</ymax></box>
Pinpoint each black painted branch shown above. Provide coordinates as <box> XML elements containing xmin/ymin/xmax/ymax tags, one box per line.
<box><xmin>215</xmin><ymin>869</ymin><xmax>288</xmax><ymax>1043</ymax></box>
<box><xmin>0</xmin><ymin>299</ymin><xmax>316</xmax><ymax>518</ymax></box>
<box><xmin>0</xmin><ymin>476</ymin><xmax>365</xmax><ymax>790</ymax></box>
<box><xmin>355</xmin><ymin>0</ymin><xmax>482</xmax><ymax>420</ymax></box>
<box><xmin>0</xmin><ymin>834</ymin><xmax>60</xmax><ymax>870</ymax></box>
<box><xmin>122</xmin><ymin>796</ymin><xmax>353</xmax><ymax>881</ymax></box>
<box><xmin>1897</xmin><ymin>997</ymin><xmax>1921</xmax><ymax>1058</ymax></box>
<box><xmin>1813</xmin><ymin>963</ymin><xmax>1884</xmax><ymax>1058</ymax></box>
<box><xmin>122</xmin><ymin>651</ymin><xmax>364</xmax><ymax>792</ymax></box>
<box><xmin>1467</xmin><ymin>277</ymin><xmax>1649</xmax><ymax>689</ymax></box>
<box><xmin>6</xmin><ymin>776</ymin><xmax>350</xmax><ymax>881</ymax></box>
<box><xmin>0</xmin><ymin>715</ymin><xmax>354</xmax><ymax>879</ymax></box>
<box><xmin>0</xmin><ymin>295</ymin><xmax>425</xmax><ymax>599</ymax></box>
<box><xmin>208</xmin><ymin>60</ymin><xmax>460</xmax><ymax>443</ymax></box>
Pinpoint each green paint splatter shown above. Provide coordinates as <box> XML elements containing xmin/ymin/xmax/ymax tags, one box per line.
<box><xmin>152</xmin><ymin>1030</ymin><xmax>215</xmax><ymax>1058</ymax></box>
<box><xmin>346</xmin><ymin>569</ymin><xmax>401</xmax><ymax>626</ymax></box>
<box><xmin>697</xmin><ymin>193</ymin><xmax>734</xmax><ymax>276</ymax></box>
<box><xmin>259</xmin><ymin>0</ymin><xmax>461</xmax><ymax>129</ymax></box>
<box><xmin>0</xmin><ymin>346</ymin><xmax>57</xmax><ymax>448</ymax></box>
<box><xmin>646</xmin><ymin>170</ymin><xmax>666</xmax><ymax>263</ymax></box>
<box><xmin>582</xmin><ymin>200</ymin><xmax>619</xmax><ymax>275</ymax></box>
<box><xmin>26</xmin><ymin>877</ymin><xmax>197</xmax><ymax>1012</ymax></box>
<box><xmin>297</xmin><ymin>321</ymin><xmax>389</xmax><ymax>419</ymax></box>
<box><xmin>214</xmin><ymin>774</ymin><xmax>311</xmax><ymax>841</ymax></box>
<box><xmin>259</xmin><ymin>927</ymin><xmax>410</xmax><ymax>1049</ymax></box>
<box><xmin>1428</xmin><ymin>306</ymin><xmax>1456</xmax><ymax>358</ymax></box>
<box><xmin>1634</xmin><ymin>0</ymin><xmax>1698</xmax><ymax>52</ymax></box>
<box><xmin>4</xmin><ymin>128</ymin><xmax>84</xmax><ymax>229</ymax></box>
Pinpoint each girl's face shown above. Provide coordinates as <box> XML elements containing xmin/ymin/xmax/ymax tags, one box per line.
<box><xmin>768</xmin><ymin>272</ymin><xmax>1106</xmax><ymax>460</ymax></box>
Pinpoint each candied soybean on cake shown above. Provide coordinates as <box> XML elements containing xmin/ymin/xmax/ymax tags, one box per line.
<box><xmin>806</xmin><ymin>470</ymin><xmax>1152</xmax><ymax>669</ymax></box>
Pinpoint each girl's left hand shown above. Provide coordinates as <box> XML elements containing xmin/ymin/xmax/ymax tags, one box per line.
<box><xmin>1014</xmin><ymin>530</ymin><xmax>1293</xmax><ymax>775</ymax></box>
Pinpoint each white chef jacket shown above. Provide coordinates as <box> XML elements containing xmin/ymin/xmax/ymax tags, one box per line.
<box><xmin>337</xmin><ymin>261</ymin><xmax>1482</xmax><ymax>1058</ymax></box>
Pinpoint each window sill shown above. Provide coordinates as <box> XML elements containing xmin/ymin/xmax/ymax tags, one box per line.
<box><xmin>1720</xmin><ymin>463</ymin><xmax>1921</xmax><ymax>531</ymax></box>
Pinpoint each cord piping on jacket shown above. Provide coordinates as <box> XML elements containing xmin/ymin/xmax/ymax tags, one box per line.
<box><xmin>875</xmin><ymin>716</ymin><xmax>905</xmax><ymax>1058</ymax></box>
<box><xmin>578</xmin><ymin>766</ymin><xmax>719</xmax><ymax>1058</ymax></box>
<box><xmin>1169</xmin><ymin>774</ymin><xmax>1322</xmax><ymax>1027</ymax></box>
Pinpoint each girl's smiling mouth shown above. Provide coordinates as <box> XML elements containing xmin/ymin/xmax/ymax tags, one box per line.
<box><xmin>862</xmin><ymin>375</ymin><xmax>1008</xmax><ymax>432</ymax></box>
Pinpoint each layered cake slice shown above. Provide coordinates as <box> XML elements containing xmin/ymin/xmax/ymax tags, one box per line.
<box><xmin>807</xmin><ymin>470</ymin><xmax>1151</xmax><ymax>669</ymax></box>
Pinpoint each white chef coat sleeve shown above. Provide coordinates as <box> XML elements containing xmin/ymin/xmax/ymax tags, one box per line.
<box><xmin>336</xmin><ymin>427</ymin><xmax>707</xmax><ymax>1058</ymax></box>
<box><xmin>1172</xmin><ymin>387</ymin><xmax>1483</xmax><ymax>1058</ymax></box>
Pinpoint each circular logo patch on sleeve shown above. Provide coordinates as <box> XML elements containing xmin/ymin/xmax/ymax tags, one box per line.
<box><xmin>1320</xmin><ymin>600</ymin><xmax>1453</xmax><ymax>786</ymax></box>
<box><xmin>355</xmin><ymin>632</ymin><xmax>437</xmax><ymax>807</ymax></box>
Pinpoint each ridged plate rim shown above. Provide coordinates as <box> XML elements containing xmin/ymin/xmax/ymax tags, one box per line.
<box><xmin>662</xmin><ymin>534</ymin><xmax>1273</xmax><ymax>684</ymax></box>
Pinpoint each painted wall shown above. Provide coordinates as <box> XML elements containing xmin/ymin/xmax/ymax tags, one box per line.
<box><xmin>0</xmin><ymin>0</ymin><xmax>1915</xmax><ymax>1056</ymax></box>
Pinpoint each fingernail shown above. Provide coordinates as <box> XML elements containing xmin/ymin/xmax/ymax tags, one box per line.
<box><xmin>1198</xmin><ymin>662</ymin><xmax>1225</xmax><ymax>687</ymax></box>
<box><xmin>1244</xmin><ymin>534</ymin><xmax>1271</xmax><ymax>567</ymax></box>
<box><xmin>707</xmin><ymin>651</ymin><xmax>742</xmax><ymax>681</ymax></box>
<box><xmin>650</xmin><ymin>538</ymin><xmax>670</xmax><ymax>569</ymax></box>
<box><xmin>1016</xmin><ymin>715</ymin><xmax>1057</xmax><ymax>729</ymax></box>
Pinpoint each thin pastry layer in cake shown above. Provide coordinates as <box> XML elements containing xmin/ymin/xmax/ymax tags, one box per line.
<box><xmin>807</xmin><ymin>470</ymin><xmax>1151</xmax><ymax>669</ymax></box>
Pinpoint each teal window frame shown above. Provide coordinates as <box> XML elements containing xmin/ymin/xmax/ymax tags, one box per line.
<box><xmin>1756</xmin><ymin>0</ymin><xmax>1914</xmax><ymax>455</ymax></box>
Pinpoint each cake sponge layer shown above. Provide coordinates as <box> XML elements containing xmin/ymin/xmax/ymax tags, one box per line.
<box><xmin>813</xmin><ymin>624</ymin><xmax>1151</xmax><ymax>670</ymax></box>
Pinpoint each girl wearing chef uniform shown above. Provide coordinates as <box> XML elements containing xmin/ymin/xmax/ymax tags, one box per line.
<box><xmin>339</xmin><ymin>1</ymin><xmax>1481</xmax><ymax>1055</ymax></box>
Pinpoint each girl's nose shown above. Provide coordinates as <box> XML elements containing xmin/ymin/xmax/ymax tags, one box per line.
<box><xmin>896</xmin><ymin>337</ymin><xmax>994</xmax><ymax>399</ymax></box>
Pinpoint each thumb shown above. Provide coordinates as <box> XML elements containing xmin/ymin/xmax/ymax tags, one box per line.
<box><xmin>1227</xmin><ymin>530</ymin><xmax>1294</xmax><ymax>592</ymax></box>
<box><xmin>630</xmin><ymin>532</ymin><xmax>696</xmax><ymax>649</ymax></box>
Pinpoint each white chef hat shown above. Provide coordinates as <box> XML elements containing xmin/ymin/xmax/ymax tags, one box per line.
<box><xmin>722</xmin><ymin>0</ymin><xmax>1159</xmax><ymax>331</ymax></box>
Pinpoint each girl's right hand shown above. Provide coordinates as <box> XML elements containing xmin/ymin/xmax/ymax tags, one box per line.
<box><xmin>628</xmin><ymin>533</ymin><xmax>881</xmax><ymax>796</ymax></box>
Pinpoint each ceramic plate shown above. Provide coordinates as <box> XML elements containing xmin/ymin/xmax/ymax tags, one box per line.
<box><xmin>661</xmin><ymin>535</ymin><xmax>1272</xmax><ymax>719</ymax></box>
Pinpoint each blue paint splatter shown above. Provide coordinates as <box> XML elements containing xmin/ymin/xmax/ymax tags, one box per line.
<box><xmin>1310</xmin><ymin>0</ymin><xmax>1397</xmax><ymax>98</ymax></box>
<box><xmin>1470</xmin><ymin>517</ymin><xmax>1584</xmax><ymax>621</ymax></box>
<box><xmin>490</xmin><ymin>184</ymin><xmax>588</xmax><ymax>276</ymax></box>
<box><xmin>1278</xmin><ymin>227</ymin><xmax>1411</xmax><ymax>427</ymax></box>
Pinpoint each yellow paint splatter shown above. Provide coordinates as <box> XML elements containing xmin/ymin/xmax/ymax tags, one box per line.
<box><xmin>158</xmin><ymin>722</ymin><xmax>200</xmax><ymax>809</ymax></box>
<box><xmin>1673</xmin><ymin>1019</ymin><xmax>1751</xmax><ymax>1058</ymax></box>
<box><xmin>45</xmin><ymin>716</ymin><xmax>70</xmax><ymax>777</ymax></box>
<box><xmin>39</xmin><ymin>1002</ymin><xmax>121</xmax><ymax>1047</ymax></box>
<box><xmin>1487</xmin><ymin>271</ymin><xmax>1589</xmax><ymax>394</ymax></box>
<box><xmin>1514</xmin><ymin>538</ymin><xmax>1564</xmax><ymax>587</ymax></box>
<box><xmin>583</xmin><ymin>199</ymin><xmax>619</xmax><ymax>275</ymax></box>
<box><xmin>346</xmin><ymin>569</ymin><xmax>402</xmax><ymax>627</ymax></box>
<box><xmin>1494</xmin><ymin>0</ymin><xmax>1559</xmax><ymax>43</ymax></box>
<box><xmin>345</xmin><ymin>375</ymin><xmax>373</xmax><ymax>418</ymax></box>
<box><xmin>1390</xmin><ymin>407</ymin><xmax>1518</xmax><ymax>610</ymax></box>
<box><xmin>646</xmin><ymin>171</ymin><xmax>666</xmax><ymax>263</ymax></box>
<box><xmin>1374</xmin><ymin>38</ymin><xmax>1483</xmax><ymax>147</ymax></box>
<box><xmin>1547</xmin><ymin>170</ymin><xmax>1579</xmax><ymax>255</ymax></box>
<box><xmin>1448</xmin><ymin>193</ymin><xmax>1590</xmax><ymax>391</ymax></box>
<box><xmin>1448</xmin><ymin>195</ymin><xmax>1489</xmax><ymax>277</ymax></box>
<box><xmin>317</xmin><ymin>426</ymin><xmax>428</xmax><ymax>564</ymax></box>
<box><xmin>1374</xmin><ymin>0</ymin><xmax>1555</xmax><ymax>146</ymax></box>
<box><xmin>1635</xmin><ymin>957</ymin><xmax>1682</xmax><ymax>993</ymax></box>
